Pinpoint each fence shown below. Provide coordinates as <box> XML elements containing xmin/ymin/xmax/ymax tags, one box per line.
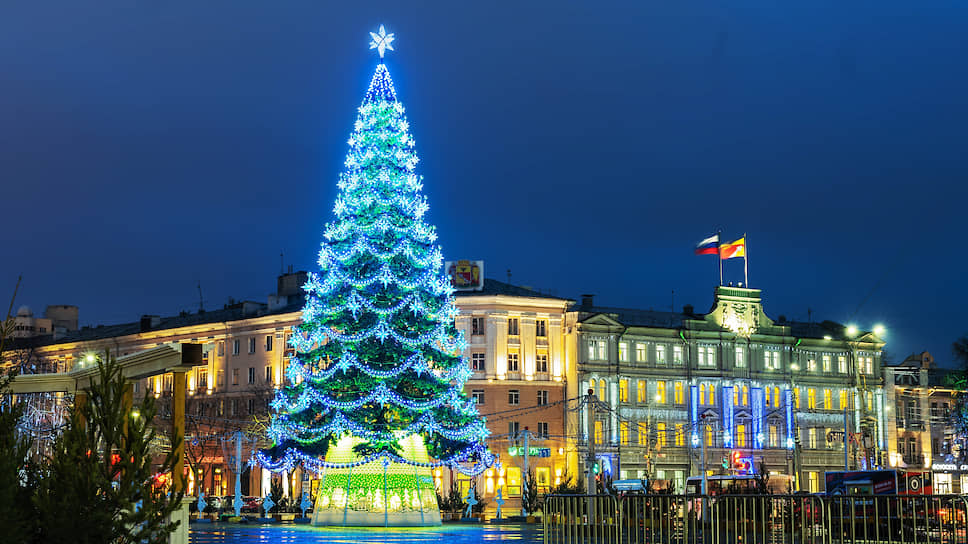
<box><xmin>544</xmin><ymin>494</ymin><xmax>968</xmax><ymax>544</ymax></box>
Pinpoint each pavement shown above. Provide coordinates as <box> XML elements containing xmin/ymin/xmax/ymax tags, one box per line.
<box><xmin>189</xmin><ymin>521</ymin><xmax>543</xmax><ymax>543</ymax></box>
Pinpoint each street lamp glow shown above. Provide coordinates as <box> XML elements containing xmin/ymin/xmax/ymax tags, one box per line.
<box><xmin>873</xmin><ymin>324</ymin><xmax>886</xmax><ymax>336</ymax></box>
<box><xmin>655</xmin><ymin>394</ymin><xmax>662</xmax><ymax>402</ymax></box>
<box><xmin>131</xmin><ymin>409</ymin><xmax>140</xmax><ymax>420</ymax></box>
<box><xmin>85</xmin><ymin>353</ymin><xmax>95</xmax><ymax>364</ymax></box>
<box><xmin>846</xmin><ymin>325</ymin><xmax>858</xmax><ymax>336</ymax></box>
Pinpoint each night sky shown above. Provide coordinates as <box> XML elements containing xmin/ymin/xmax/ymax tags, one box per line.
<box><xmin>2</xmin><ymin>2</ymin><xmax>966</xmax><ymax>364</ymax></box>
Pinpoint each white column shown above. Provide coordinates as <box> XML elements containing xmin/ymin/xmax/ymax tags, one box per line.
<box><xmin>522</xmin><ymin>316</ymin><xmax>536</xmax><ymax>381</ymax></box>
<box><xmin>550</xmin><ymin>318</ymin><xmax>563</xmax><ymax>381</ymax></box>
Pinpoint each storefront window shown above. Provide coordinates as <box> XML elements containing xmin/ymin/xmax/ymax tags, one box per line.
<box><xmin>507</xmin><ymin>467</ymin><xmax>522</xmax><ymax>496</ymax></box>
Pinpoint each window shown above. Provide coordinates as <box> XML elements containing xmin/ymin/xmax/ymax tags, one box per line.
<box><xmin>807</xmin><ymin>358</ymin><xmax>817</xmax><ymax>372</ymax></box>
<box><xmin>656</xmin><ymin>381</ymin><xmax>667</xmax><ymax>404</ymax></box>
<box><xmin>508</xmin><ymin>390</ymin><xmax>520</xmax><ymax>405</ymax></box>
<box><xmin>673</xmin><ymin>346</ymin><xmax>683</xmax><ymax>365</ymax></box>
<box><xmin>807</xmin><ymin>388</ymin><xmax>817</xmax><ymax>409</ymax></box>
<box><xmin>247</xmin><ymin>398</ymin><xmax>255</xmax><ymax>414</ymax></box>
<box><xmin>737</xmin><ymin>424</ymin><xmax>747</xmax><ymax>447</ymax></box>
<box><xmin>656</xmin><ymin>345</ymin><xmax>666</xmax><ymax>364</ymax></box>
<box><xmin>638</xmin><ymin>423</ymin><xmax>648</xmax><ymax>445</ymax></box>
<box><xmin>866</xmin><ymin>391</ymin><xmax>873</xmax><ymax>411</ymax></box>
<box><xmin>230</xmin><ymin>398</ymin><xmax>238</xmax><ymax>416</ymax></box>
<box><xmin>656</xmin><ymin>422</ymin><xmax>667</xmax><ymax>447</ymax></box>
<box><xmin>840</xmin><ymin>389</ymin><xmax>850</xmax><ymax>410</ymax></box>
<box><xmin>507</xmin><ymin>352</ymin><xmax>519</xmax><ymax>372</ymax></box>
<box><xmin>508</xmin><ymin>318</ymin><xmax>519</xmax><ymax>336</ymax></box>
<box><xmin>198</xmin><ymin>369</ymin><xmax>208</xmax><ymax>391</ymax></box>
<box><xmin>509</xmin><ymin>421</ymin><xmax>520</xmax><ymax>437</ymax></box>
<box><xmin>636</xmin><ymin>343</ymin><xmax>647</xmax><ymax>363</ymax></box>
<box><xmin>705</xmin><ymin>424</ymin><xmax>714</xmax><ymax>447</ymax></box>
<box><xmin>265</xmin><ymin>335</ymin><xmax>273</xmax><ymax>352</ymax></box>
<box><xmin>838</xmin><ymin>355</ymin><xmax>847</xmax><ymax>373</ymax></box>
<box><xmin>809</xmin><ymin>472</ymin><xmax>820</xmax><ymax>493</ymax></box>
<box><xmin>861</xmin><ymin>356</ymin><xmax>873</xmax><ymax>375</ymax></box>
<box><xmin>217</xmin><ymin>370</ymin><xmax>224</xmax><ymax>387</ymax></box>
<box><xmin>619</xmin><ymin>379</ymin><xmax>629</xmax><ymax>403</ymax></box>
<box><xmin>794</xmin><ymin>388</ymin><xmax>801</xmax><ymax>409</ymax></box>
<box><xmin>675</xmin><ymin>423</ymin><xmax>685</xmax><ymax>446</ymax></box>
<box><xmin>218</xmin><ymin>341</ymin><xmax>225</xmax><ymax>357</ymax></box>
<box><xmin>823</xmin><ymin>389</ymin><xmax>832</xmax><ymax>410</ymax></box>
<box><xmin>588</xmin><ymin>339</ymin><xmax>607</xmax><ymax>360</ymax></box>
<box><xmin>598</xmin><ymin>379</ymin><xmax>607</xmax><ymax>400</ymax></box>
<box><xmin>698</xmin><ymin>346</ymin><xmax>716</xmax><ymax>367</ymax></box>
<box><xmin>709</xmin><ymin>384</ymin><xmax>716</xmax><ymax>405</ymax></box>
<box><xmin>537</xmin><ymin>422</ymin><xmax>549</xmax><ymax>438</ymax></box>
<box><xmin>507</xmin><ymin>467</ymin><xmax>522</xmax><ymax>497</ymax></box>
<box><xmin>769</xmin><ymin>423</ymin><xmax>779</xmax><ymax>448</ymax></box>
<box><xmin>471</xmin><ymin>317</ymin><xmax>485</xmax><ymax>335</ymax></box>
<box><xmin>742</xmin><ymin>385</ymin><xmax>749</xmax><ymax>406</ymax></box>
<box><xmin>619</xmin><ymin>342</ymin><xmax>629</xmax><ymax>362</ymax></box>
<box><xmin>822</xmin><ymin>355</ymin><xmax>832</xmax><ymax>373</ymax></box>
<box><xmin>675</xmin><ymin>382</ymin><xmax>684</xmax><ymax>404</ymax></box>
<box><xmin>232</xmin><ymin>368</ymin><xmax>239</xmax><ymax>386</ymax></box>
<box><xmin>265</xmin><ymin>365</ymin><xmax>272</xmax><ymax>383</ymax></box>
<box><xmin>471</xmin><ymin>353</ymin><xmax>486</xmax><ymax>371</ymax></box>
<box><xmin>248</xmin><ymin>367</ymin><xmax>255</xmax><ymax>384</ymax></box>
<box><xmin>537</xmin><ymin>390</ymin><xmax>549</xmax><ymax>406</ymax></box>
<box><xmin>536</xmin><ymin>320</ymin><xmax>547</xmax><ymax>337</ymax></box>
<box><xmin>931</xmin><ymin>402</ymin><xmax>939</xmax><ymax>418</ymax></box>
<box><xmin>765</xmin><ymin>386</ymin><xmax>770</xmax><ymax>407</ymax></box>
<box><xmin>700</xmin><ymin>384</ymin><xmax>707</xmax><ymax>405</ymax></box>
<box><xmin>536</xmin><ymin>353</ymin><xmax>548</xmax><ymax>373</ymax></box>
<box><xmin>735</xmin><ymin>347</ymin><xmax>746</xmax><ymax>368</ymax></box>
<box><xmin>808</xmin><ymin>428</ymin><xmax>818</xmax><ymax>449</ymax></box>
<box><xmin>764</xmin><ymin>351</ymin><xmax>780</xmax><ymax>371</ymax></box>
<box><xmin>472</xmin><ymin>389</ymin><xmax>484</xmax><ymax>404</ymax></box>
<box><xmin>637</xmin><ymin>380</ymin><xmax>646</xmax><ymax>403</ymax></box>
<box><xmin>232</xmin><ymin>339</ymin><xmax>240</xmax><ymax>355</ymax></box>
<box><xmin>620</xmin><ymin>422</ymin><xmax>629</xmax><ymax>445</ymax></box>
<box><xmin>594</xmin><ymin>421</ymin><xmax>604</xmax><ymax>445</ymax></box>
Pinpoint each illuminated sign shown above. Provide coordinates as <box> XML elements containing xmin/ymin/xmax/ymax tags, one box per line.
<box><xmin>507</xmin><ymin>447</ymin><xmax>550</xmax><ymax>458</ymax></box>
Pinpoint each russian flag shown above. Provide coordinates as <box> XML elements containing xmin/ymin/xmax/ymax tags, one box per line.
<box><xmin>695</xmin><ymin>234</ymin><xmax>720</xmax><ymax>256</ymax></box>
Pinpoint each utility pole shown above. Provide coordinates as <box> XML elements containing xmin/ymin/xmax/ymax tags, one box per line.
<box><xmin>844</xmin><ymin>408</ymin><xmax>849</xmax><ymax>471</ymax></box>
<box><xmin>700</xmin><ymin>415</ymin><xmax>707</xmax><ymax>495</ymax></box>
<box><xmin>521</xmin><ymin>426</ymin><xmax>530</xmax><ymax>517</ymax></box>
<box><xmin>586</xmin><ymin>389</ymin><xmax>597</xmax><ymax>496</ymax></box>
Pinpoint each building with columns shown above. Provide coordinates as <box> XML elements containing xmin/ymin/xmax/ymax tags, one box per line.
<box><xmin>2</xmin><ymin>273</ymin><xmax>571</xmax><ymax>514</ymax></box>
<box><xmin>564</xmin><ymin>285</ymin><xmax>888</xmax><ymax>494</ymax></box>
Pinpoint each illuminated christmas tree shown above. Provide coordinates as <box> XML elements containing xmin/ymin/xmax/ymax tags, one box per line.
<box><xmin>257</xmin><ymin>26</ymin><xmax>494</xmax><ymax>527</ymax></box>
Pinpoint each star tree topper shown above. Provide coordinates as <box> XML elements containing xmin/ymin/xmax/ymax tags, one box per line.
<box><xmin>369</xmin><ymin>24</ymin><xmax>395</xmax><ymax>58</ymax></box>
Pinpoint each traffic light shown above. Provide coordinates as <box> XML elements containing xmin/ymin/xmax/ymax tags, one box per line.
<box><xmin>592</xmin><ymin>461</ymin><xmax>601</xmax><ymax>475</ymax></box>
<box><xmin>721</xmin><ymin>456</ymin><xmax>729</xmax><ymax>470</ymax></box>
<box><xmin>731</xmin><ymin>451</ymin><xmax>743</xmax><ymax>470</ymax></box>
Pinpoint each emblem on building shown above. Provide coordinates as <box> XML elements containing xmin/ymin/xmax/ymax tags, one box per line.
<box><xmin>445</xmin><ymin>260</ymin><xmax>484</xmax><ymax>291</ymax></box>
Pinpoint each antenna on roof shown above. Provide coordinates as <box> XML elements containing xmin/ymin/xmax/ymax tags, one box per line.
<box><xmin>197</xmin><ymin>281</ymin><xmax>205</xmax><ymax>313</ymax></box>
<box><xmin>507</xmin><ymin>269</ymin><xmax>512</xmax><ymax>284</ymax></box>
<box><xmin>671</xmin><ymin>289</ymin><xmax>675</xmax><ymax>312</ymax></box>
<box><xmin>280</xmin><ymin>252</ymin><xmax>285</xmax><ymax>275</ymax></box>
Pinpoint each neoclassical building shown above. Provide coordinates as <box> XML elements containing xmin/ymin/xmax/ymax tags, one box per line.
<box><xmin>564</xmin><ymin>285</ymin><xmax>887</xmax><ymax>493</ymax></box>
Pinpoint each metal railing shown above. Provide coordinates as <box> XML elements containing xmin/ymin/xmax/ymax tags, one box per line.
<box><xmin>544</xmin><ymin>494</ymin><xmax>968</xmax><ymax>544</ymax></box>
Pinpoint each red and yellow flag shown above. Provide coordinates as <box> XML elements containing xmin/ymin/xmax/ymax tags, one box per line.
<box><xmin>720</xmin><ymin>237</ymin><xmax>746</xmax><ymax>260</ymax></box>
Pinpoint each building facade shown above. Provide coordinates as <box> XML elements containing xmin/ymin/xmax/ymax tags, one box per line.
<box><xmin>2</xmin><ymin>274</ymin><xmax>570</xmax><ymax>514</ymax></box>
<box><xmin>564</xmin><ymin>286</ymin><xmax>887</xmax><ymax>494</ymax></box>
<box><xmin>884</xmin><ymin>351</ymin><xmax>966</xmax><ymax>493</ymax></box>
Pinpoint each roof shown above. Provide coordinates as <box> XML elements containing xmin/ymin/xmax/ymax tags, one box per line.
<box><xmin>576</xmin><ymin>306</ymin><xmax>687</xmax><ymax>328</ymax></box>
<box><xmin>453</xmin><ymin>278</ymin><xmax>571</xmax><ymax>301</ymax></box>
<box><xmin>4</xmin><ymin>298</ymin><xmax>305</xmax><ymax>350</ymax></box>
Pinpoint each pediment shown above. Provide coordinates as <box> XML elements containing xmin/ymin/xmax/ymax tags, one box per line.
<box><xmin>582</xmin><ymin>313</ymin><xmax>624</xmax><ymax>327</ymax></box>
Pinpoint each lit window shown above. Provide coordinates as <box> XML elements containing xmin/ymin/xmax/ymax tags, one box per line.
<box><xmin>807</xmin><ymin>358</ymin><xmax>817</xmax><ymax>372</ymax></box>
<box><xmin>620</xmin><ymin>422</ymin><xmax>629</xmax><ymax>445</ymax></box>
<box><xmin>637</xmin><ymin>380</ymin><xmax>646</xmax><ymax>403</ymax></box>
<box><xmin>619</xmin><ymin>342</ymin><xmax>629</xmax><ymax>362</ymax></box>
<box><xmin>657</xmin><ymin>423</ymin><xmax>667</xmax><ymax>447</ymax></box>
<box><xmin>656</xmin><ymin>345</ymin><xmax>666</xmax><ymax>364</ymax></box>
<box><xmin>598</xmin><ymin>379</ymin><xmax>607</xmax><ymax>401</ymax></box>
<box><xmin>822</xmin><ymin>355</ymin><xmax>832</xmax><ymax>373</ymax></box>
<box><xmin>808</xmin><ymin>388</ymin><xmax>817</xmax><ymax>409</ymax></box>
<box><xmin>698</xmin><ymin>346</ymin><xmax>716</xmax><ymax>367</ymax></box>
<box><xmin>774</xmin><ymin>387</ymin><xmax>781</xmax><ymax>408</ymax></box>
<box><xmin>588</xmin><ymin>339</ymin><xmax>607</xmax><ymax>361</ymax></box>
<box><xmin>838</xmin><ymin>355</ymin><xmax>847</xmax><ymax>373</ymax></box>
<box><xmin>638</xmin><ymin>422</ymin><xmax>648</xmax><ymax>445</ymax></box>
<box><xmin>839</xmin><ymin>389</ymin><xmax>850</xmax><ymax>410</ymax></box>
<box><xmin>737</xmin><ymin>424</ymin><xmax>746</xmax><ymax>448</ymax></box>
<box><xmin>735</xmin><ymin>347</ymin><xmax>746</xmax><ymax>368</ymax></box>
<box><xmin>619</xmin><ymin>379</ymin><xmax>628</xmax><ymax>403</ymax></box>
<box><xmin>471</xmin><ymin>353</ymin><xmax>486</xmax><ymax>371</ymax></box>
<box><xmin>636</xmin><ymin>343</ymin><xmax>647</xmax><ymax>363</ymax></box>
<box><xmin>708</xmin><ymin>384</ymin><xmax>716</xmax><ymax>406</ymax></box>
<box><xmin>674</xmin><ymin>382</ymin><xmax>684</xmax><ymax>405</ymax></box>
<box><xmin>823</xmin><ymin>389</ymin><xmax>833</xmax><ymax>410</ymax></box>
<box><xmin>675</xmin><ymin>423</ymin><xmax>685</xmax><ymax>446</ymax></box>
<box><xmin>656</xmin><ymin>381</ymin><xmax>666</xmax><ymax>404</ymax></box>
<box><xmin>673</xmin><ymin>346</ymin><xmax>683</xmax><ymax>365</ymax></box>
<box><xmin>742</xmin><ymin>386</ymin><xmax>749</xmax><ymax>406</ymax></box>
<box><xmin>594</xmin><ymin>421</ymin><xmax>604</xmax><ymax>445</ymax></box>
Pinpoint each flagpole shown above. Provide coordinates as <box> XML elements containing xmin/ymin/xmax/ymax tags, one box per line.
<box><xmin>744</xmin><ymin>232</ymin><xmax>749</xmax><ymax>287</ymax></box>
<box><xmin>718</xmin><ymin>230</ymin><xmax>723</xmax><ymax>286</ymax></box>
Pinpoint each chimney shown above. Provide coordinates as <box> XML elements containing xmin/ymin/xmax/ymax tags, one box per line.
<box><xmin>277</xmin><ymin>270</ymin><xmax>310</xmax><ymax>298</ymax></box>
<box><xmin>140</xmin><ymin>315</ymin><xmax>161</xmax><ymax>332</ymax></box>
<box><xmin>581</xmin><ymin>294</ymin><xmax>595</xmax><ymax>309</ymax></box>
<box><xmin>683</xmin><ymin>304</ymin><xmax>694</xmax><ymax>316</ymax></box>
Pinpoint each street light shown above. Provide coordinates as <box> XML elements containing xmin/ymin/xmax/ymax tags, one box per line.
<box><xmin>873</xmin><ymin>324</ymin><xmax>886</xmax><ymax>337</ymax></box>
<box><xmin>846</xmin><ymin>325</ymin><xmax>858</xmax><ymax>336</ymax></box>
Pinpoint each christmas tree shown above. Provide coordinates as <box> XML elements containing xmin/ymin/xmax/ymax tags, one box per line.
<box><xmin>257</xmin><ymin>26</ymin><xmax>494</xmax><ymax>527</ymax></box>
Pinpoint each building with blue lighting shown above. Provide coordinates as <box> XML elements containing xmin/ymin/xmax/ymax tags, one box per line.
<box><xmin>564</xmin><ymin>286</ymin><xmax>887</xmax><ymax>493</ymax></box>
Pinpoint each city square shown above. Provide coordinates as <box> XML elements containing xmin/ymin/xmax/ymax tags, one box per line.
<box><xmin>1</xmin><ymin>2</ymin><xmax>967</xmax><ymax>543</ymax></box>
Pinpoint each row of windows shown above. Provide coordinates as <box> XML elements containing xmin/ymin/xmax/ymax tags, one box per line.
<box><xmin>469</xmin><ymin>352</ymin><xmax>550</xmax><ymax>373</ymax></box>
<box><xmin>506</xmin><ymin>421</ymin><xmax>550</xmax><ymax>438</ymax></box>
<box><xmin>470</xmin><ymin>317</ymin><xmax>549</xmax><ymax>337</ymax></box>
<box><xmin>194</xmin><ymin>397</ymin><xmax>271</xmax><ymax>417</ymax></box>
<box><xmin>594</xmin><ymin>377</ymin><xmax>872</xmax><ymax>411</ymax></box>
<box><xmin>593</xmin><ymin>340</ymin><xmax>872</xmax><ymax>375</ymax></box>
<box><xmin>601</xmin><ymin>420</ymin><xmax>849</xmax><ymax>451</ymax></box>
<box><xmin>471</xmin><ymin>389</ymin><xmax>551</xmax><ymax>406</ymax></box>
<box><xmin>224</xmin><ymin>335</ymin><xmax>276</xmax><ymax>356</ymax></box>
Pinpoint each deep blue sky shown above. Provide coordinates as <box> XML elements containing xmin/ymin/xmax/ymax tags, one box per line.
<box><xmin>2</xmin><ymin>2</ymin><xmax>966</xmax><ymax>364</ymax></box>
